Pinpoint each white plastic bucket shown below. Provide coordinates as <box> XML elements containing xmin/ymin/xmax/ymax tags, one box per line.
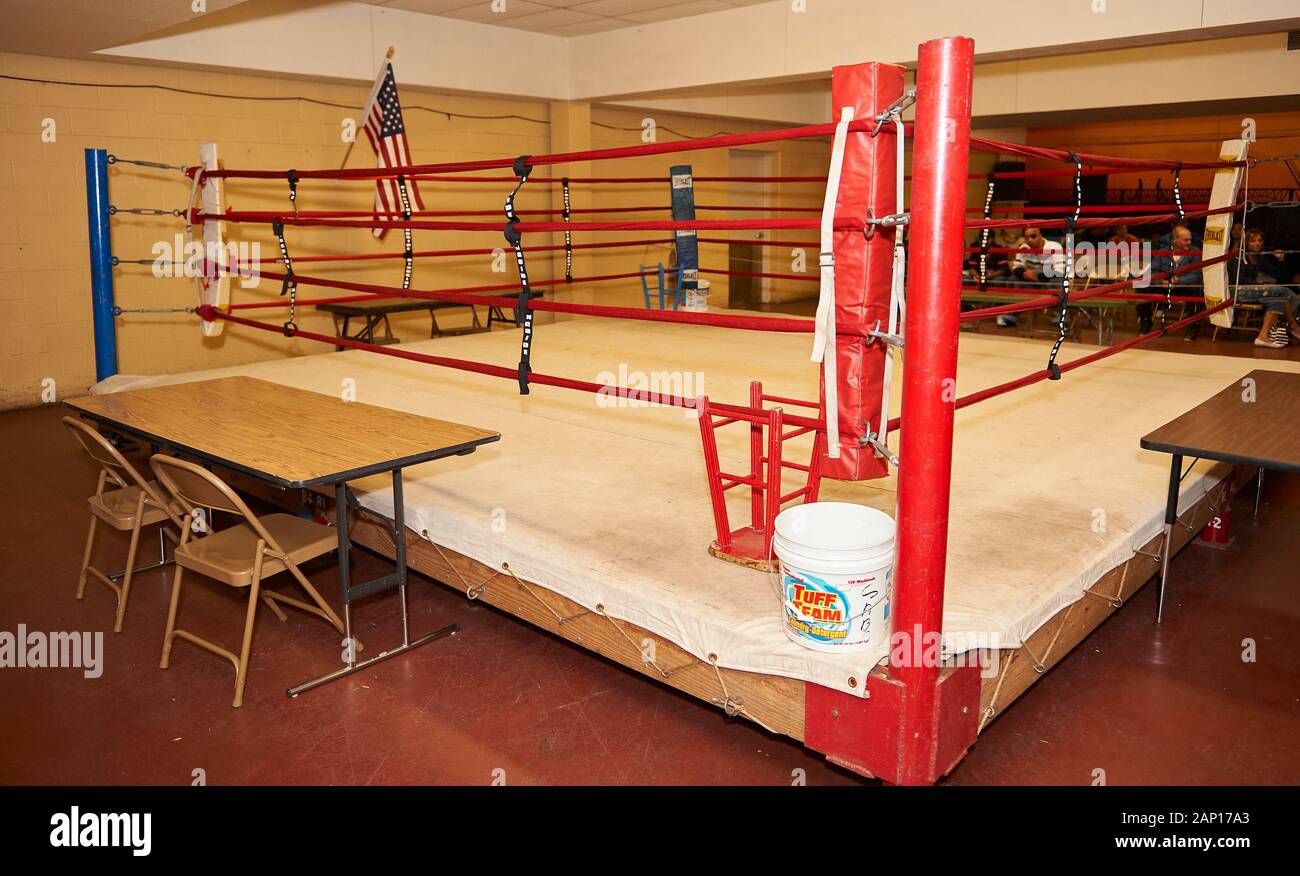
<box><xmin>683</xmin><ymin>279</ymin><xmax>711</xmax><ymax>312</ymax></box>
<box><xmin>773</xmin><ymin>502</ymin><xmax>895</xmax><ymax>653</ymax></box>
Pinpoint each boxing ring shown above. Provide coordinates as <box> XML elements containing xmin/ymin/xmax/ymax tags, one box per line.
<box><xmin>81</xmin><ymin>36</ymin><xmax>1284</xmax><ymax>783</ymax></box>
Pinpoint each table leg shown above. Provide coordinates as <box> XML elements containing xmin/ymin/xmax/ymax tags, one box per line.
<box><xmin>1156</xmin><ymin>453</ymin><xmax>1181</xmax><ymax>624</ymax></box>
<box><xmin>393</xmin><ymin>469</ymin><xmax>410</xmax><ymax>647</ymax></box>
<box><xmin>335</xmin><ymin>481</ymin><xmax>355</xmax><ymax>666</ymax></box>
<box><xmin>286</xmin><ymin>471</ymin><xmax>456</xmax><ymax>698</ymax></box>
<box><xmin>1255</xmin><ymin>467</ymin><xmax>1264</xmax><ymax>518</ymax></box>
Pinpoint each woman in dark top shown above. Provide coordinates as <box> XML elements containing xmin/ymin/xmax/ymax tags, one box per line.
<box><xmin>1233</xmin><ymin>228</ymin><xmax>1299</xmax><ymax>349</ymax></box>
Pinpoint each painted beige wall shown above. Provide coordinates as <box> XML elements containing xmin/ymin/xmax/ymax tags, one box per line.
<box><xmin>608</xmin><ymin>33</ymin><xmax>1300</xmax><ymax>128</ymax></box>
<box><xmin>571</xmin><ymin>0</ymin><xmax>1300</xmax><ymax>99</ymax></box>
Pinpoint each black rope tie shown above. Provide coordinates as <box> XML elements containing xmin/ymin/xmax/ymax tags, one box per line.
<box><xmin>286</xmin><ymin>169</ymin><xmax>299</xmax><ymax>217</ymax></box>
<box><xmin>1046</xmin><ymin>152</ymin><xmax>1083</xmax><ymax>380</ymax></box>
<box><xmin>562</xmin><ymin>177</ymin><xmax>573</xmax><ymax>283</ymax></box>
<box><xmin>978</xmin><ymin>173</ymin><xmax>995</xmax><ymax>292</ymax></box>
<box><xmin>1172</xmin><ymin>161</ymin><xmax>1185</xmax><ymax>221</ymax></box>
<box><xmin>1162</xmin><ymin>164</ymin><xmax>1184</xmax><ymax>332</ymax></box>
<box><xmin>505</xmin><ymin>155</ymin><xmax>535</xmax><ymax>395</ymax></box>
<box><xmin>272</xmin><ymin>218</ymin><xmax>297</xmax><ymax>336</ymax></box>
<box><xmin>397</xmin><ymin>176</ymin><xmax>414</xmax><ymax>290</ymax></box>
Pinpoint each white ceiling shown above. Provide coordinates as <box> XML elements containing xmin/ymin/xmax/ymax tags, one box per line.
<box><xmin>0</xmin><ymin>0</ymin><xmax>246</xmax><ymax>55</ymax></box>
<box><xmin>374</xmin><ymin>0</ymin><xmax>774</xmax><ymax>36</ymax></box>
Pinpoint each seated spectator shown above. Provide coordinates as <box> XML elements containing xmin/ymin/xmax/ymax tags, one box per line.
<box><xmin>964</xmin><ymin>231</ymin><xmax>1016</xmax><ymax>284</ymax></box>
<box><xmin>1139</xmin><ymin>224</ymin><xmax>1203</xmax><ymax>339</ymax></box>
<box><xmin>1107</xmin><ymin>224</ymin><xmax>1139</xmax><ymax>245</ymax></box>
<box><xmin>1158</xmin><ymin>220</ymin><xmax>1203</xmax><ymax>251</ymax></box>
<box><xmin>988</xmin><ymin>225</ymin><xmax>1024</xmax><ymax>280</ymax></box>
<box><xmin>993</xmin><ymin>226</ymin><xmax>1025</xmax><ymax>250</ymax></box>
<box><xmin>998</xmin><ymin>226</ymin><xmax>1064</xmax><ymax>329</ymax></box>
<box><xmin>1232</xmin><ymin>227</ymin><xmax>1300</xmax><ymax>349</ymax></box>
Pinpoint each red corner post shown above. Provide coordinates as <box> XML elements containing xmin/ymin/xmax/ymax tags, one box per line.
<box><xmin>822</xmin><ymin>61</ymin><xmax>904</xmax><ymax>481</ymax></box>
<box><xmin>892</xmin><ymin>35</ymin><xmax>976</xmax><ymax>784</ymax></box>
<box><xmin>803</xmin><ymin>37</ymin><xmax>979</xmax><ymax>786</ymax></box>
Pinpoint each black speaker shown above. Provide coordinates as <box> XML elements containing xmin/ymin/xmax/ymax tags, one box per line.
<box><xmin>992</xmin><ymin>161</ymin><xmax>1025</xmax><ymax>200</ymax></box>
<box><xmin>1080</xmin><ymin>173</ymin><xmax>1109</xmax><ymax>206</ymax></box>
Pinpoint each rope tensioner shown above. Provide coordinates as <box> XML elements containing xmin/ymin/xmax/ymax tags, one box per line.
<box><xmin>870</xmin><ymin>88</ymin><xmax>917</xmax><ymax>137</ymax></box>
<box><xmin>108</xmin><ymin>206</ymin><xmax>184</xmax><ymax>217</ymax></box>
<box><xmin>107</xmin><ymin>155</ymin><xmax>190</xmax><ymax>173</ymax></box>
<box><xmin>863</xmin><ymin>210</ymin><xmax>910</xmax><ymax>238</ymax></box>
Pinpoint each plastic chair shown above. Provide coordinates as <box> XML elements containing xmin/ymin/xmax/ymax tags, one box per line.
<box><xmin>150</xmin><ymin>454</ymin><xmax>351</xmax><ymax>708</ymax></box>
<box><xmin>63</xmin><ymin>417</ymin><xmax>183</xmax><ymax>633</ymax></box>
<box><xmin>640</xmin><ymin>264</ymin><xmax>682</xmax><ymax>310</ymax></box>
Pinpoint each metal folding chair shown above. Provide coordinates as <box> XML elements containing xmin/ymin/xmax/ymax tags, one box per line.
<box><xmin>150</xmin><ymin>454</ymin><xmax>352</xmax><ymax>708</ymax></box>
<box><xmin>63</xmin><ymin>417</ymin><xmax>183</xmax><ymax>633</ymax></box>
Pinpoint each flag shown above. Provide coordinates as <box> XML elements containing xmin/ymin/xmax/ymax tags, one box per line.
<box><xmin>360</xmin><ymin>61</ymin><xmax>425</xmax><ymax>239</ymax></box>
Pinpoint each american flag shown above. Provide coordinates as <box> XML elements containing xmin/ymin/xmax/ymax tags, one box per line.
<box><xmin>361</xmin><ymin>61</ymin><xmax>425</xmax><ymax>239</ymax></box>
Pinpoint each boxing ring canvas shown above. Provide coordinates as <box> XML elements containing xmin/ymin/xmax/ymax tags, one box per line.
<box><xmin>93</xmin><ymin>321</ymin><xmax>1293</xmax><ymax>767</ymax></box>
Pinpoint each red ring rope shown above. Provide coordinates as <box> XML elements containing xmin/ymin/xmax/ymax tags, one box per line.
<box><xmin>199</xmin><ymin>307</ymin><xmax>824</xmax><ymax>430</ymax></box>
<box><xmin>249</xmin><ymin>237</ymin><xmax>673</xmax><ymax>265</ymax></box>
<box><xmin>196</xmin><ymin>120</ymin><xmax>1244</xmax><ymax>182</ymax></box>
<box><xmin>200</xmin><ymin>213</ymin><xmax>853</xmax><ymax>234</ymax></box>
<box><xmin>215</xmin><ymin>261</ymin><xmax>866</xmax><ymax>336</ymax></box>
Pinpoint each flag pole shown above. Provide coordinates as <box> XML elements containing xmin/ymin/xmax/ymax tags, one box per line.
<box><xmin>339</xmin><ymin>45</ymin><xmax>395</xmax><ymax>170</ymax></box>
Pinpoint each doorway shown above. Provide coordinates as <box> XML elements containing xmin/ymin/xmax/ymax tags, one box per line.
<box><xmin>727</xmin><ymin>149</ymin><xmax>771</xmax><ymax>310</ymax></box>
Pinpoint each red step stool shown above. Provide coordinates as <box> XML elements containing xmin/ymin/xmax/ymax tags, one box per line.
<box><xmin>696</xmin><ymin>381</ymin><xmax>826</xmax><ymax>570</ymax></box>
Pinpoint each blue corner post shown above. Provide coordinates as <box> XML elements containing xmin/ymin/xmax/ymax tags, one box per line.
<box><xmin>85</xmin><ymin>148</ymin><xmax>117</xmax><ymax>381</ymax></box>
<box><xmin>669</xmin><ymin>164</ymin><xmax>697</xmax><ymax>309</ymax></box>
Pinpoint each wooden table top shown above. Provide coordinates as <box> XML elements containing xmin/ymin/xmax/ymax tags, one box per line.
<box><xmin>66</xmin><ymin>376</ymin><xmax>500</xmax><ymax>487</ymax></box>
<box><xmin>1141</xmin><ymin>369</ymin><xmax>1300</xmax><ymax>472</ymax></box>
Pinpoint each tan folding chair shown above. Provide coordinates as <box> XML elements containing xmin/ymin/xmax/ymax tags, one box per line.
<box><xmin>63</xmin><ymin>417</ymin><xmax>184</xmax><ymax>633</ymax></box>
<box><xmin>149</xmin><ymin>454</ymin><xmax>350</xmax><ymax>708</ymax></box>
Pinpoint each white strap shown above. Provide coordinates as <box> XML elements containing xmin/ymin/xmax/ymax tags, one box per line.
<box><xmin>184</xmin><ymin>168</ymin><xmax>203</xmax><ymax>308</ymax></box>
<box><xmin>812</xmin><ymin>107</ymin><xmax>854</xmax><ymax>459</ymax></box>
<box><xmin>876</xmin><ymin>114</ymin><xmax>906</xmax><ymax>455</ymax></box>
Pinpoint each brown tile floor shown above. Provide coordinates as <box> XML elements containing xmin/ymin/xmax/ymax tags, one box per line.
<box><xmin>1</xmin><ymin>395</ymin><xmax>1297</xmax><ymax>786</ymax></box>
